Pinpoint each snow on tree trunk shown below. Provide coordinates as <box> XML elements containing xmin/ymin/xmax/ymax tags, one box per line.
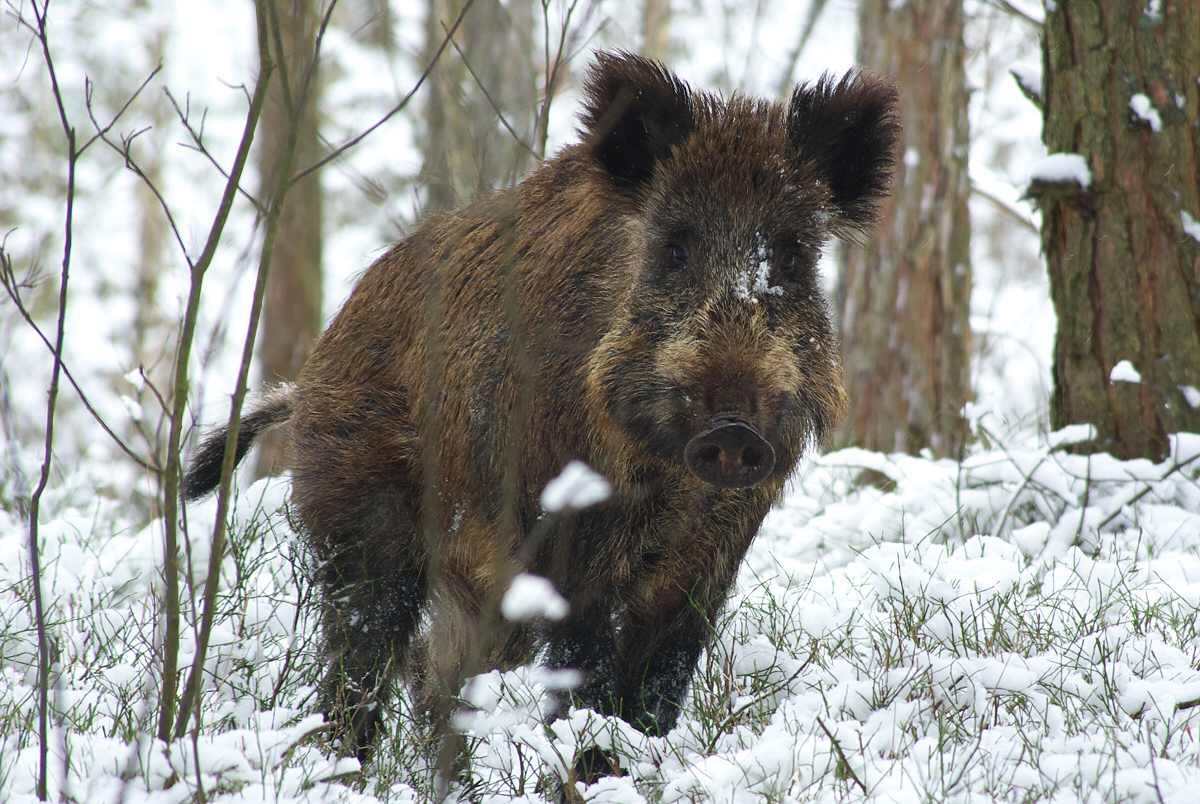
<box><xmin>1036</xmin><ymin>0</ymin><xmax>1200</xmax><ymax>461</ymax></box>
<box><xmin>837</xmin><ymin>0</ymin><xmax>973</xmax><ymax>459</ymax></box>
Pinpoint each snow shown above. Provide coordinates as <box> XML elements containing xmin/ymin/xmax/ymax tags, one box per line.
<box><xmin>14</xmin><ymin>427</ymin><xmax>1200</xmax><ymax>804</ymax></box>
<box><xmin>540</xmin><ymin>460</ymin><xmax>612</xmax><ymax>512</ymax></box>
<box><xmin>1181</xmin><ymin>210</ymin><xmax>1200</xmax><ymax>243</ymax></box>
<box><xmin>501</xmin><ymin>573</ymin><xmax>570</xmax><ymax>622</ymax></box>
<box><xmin>1110</xmin><ymin>359</ymin><xmax>1142</xmax><ymax>383</ymax></box>
<box><xmin>4</xmin><ymin>1</ymin><xmax>1200</xmax><ymax>803</ymax></box>
<box><xmin>1009</xmin><ymin>60</ymin><xmax>1042</xmax><ymax>102</ymax></box>
<box><xmin>1029</xmin><ymin>152</ymin><xmax>1092</xmax><ymax>189</ymax></box>
<box><xmin>1130</xmin><ymin>93</ymin><xmax>1163</xmax><ymax>132</ymax></box>
<box><xmin>732</xmin><ymin>239</ymin><xmax>784</xmax><ymax>305</ymax></box>
<box><xmin>1047</xmin><ymin>422</ymin><xmax>1097</xmax><ymax>447</ymax></box>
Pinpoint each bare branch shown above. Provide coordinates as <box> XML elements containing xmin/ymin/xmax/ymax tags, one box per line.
<box><xmin>776</xmin><ymin>0</ymin><xmax>830</xmax><ymax>98</ymax></box>
<box><xmin>21</xmin><ymin>0</ymin><xmax>78</xmax><ymax>796</ymax></box>
<box><xmin>157</xmin><ymin>0</ymin><xmax>277</xmax><ymax>743</ymax></box>
<box><xmin>94</xmin><ymin>100</ymin><xmax>197</xmax><ymax>268</ymax></box>
<box><xmin>970</xmin><ymin>179</ymin><xmax>1038</xmax><ymax>234</ymax></box>
<box><xmin>173</xmin><ymin>0</ymin><xmax>338</xmax><ymax>739</ymax></box>
<box><xmin>79</xmin><ymin>64</ymin><xmax>162</xmax><ymax>156</ymax></box>
<box><xmin>442</xmin><ymin>22</ymin><xmax>541</xmax><ymax>163</ymax></box>
<box><xmin>165</xmin><ymin>88</ymin><xmax>265</xmax><ymax>215</ymax></box>
<box><xmin>816</xmin><ymin>716</ymin><xmax>869</xmax><ymax>795</ymax></box>
<box><xmin>290</xmin><ymin>0</ymin><xmax>478</xmax><ymax>185</ymax></box>
<box><xmin>0</xmin><ymin>258</ymin><xmax>158</xmax><ymax>473</ymax></box>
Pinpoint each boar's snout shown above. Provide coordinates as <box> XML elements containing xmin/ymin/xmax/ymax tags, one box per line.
<box><xmin>684</xmin><ymin>421</ymin><xmax>775</xmax><ymax>488</ymax></box>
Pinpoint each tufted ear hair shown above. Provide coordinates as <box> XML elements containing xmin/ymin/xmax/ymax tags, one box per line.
<box><xmin>579</xmin><ymin>51</ymin><xmax>696</xmax><ymax>195</ymax></box>
<box><xmin>788</xmin><ymin>72</ymin><xmax>901</xmax><ymax>235</ymax></box>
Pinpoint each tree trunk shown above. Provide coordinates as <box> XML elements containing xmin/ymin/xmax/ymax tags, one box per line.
<box><xmin>133</xmin><ymin>19</ymin><xmax>171</xmax><ymax>467</ymax></box>
<box><xmin>1037</xmin><ymin>0</ymin><xmax>1200</xmax><ymax>461</ymax></box>
<box><xmin>642</xmin><ymin>0</ymin><xmax>671</xmax><ymax>61</ymax></box>
<box><xmin>837</xmin><ymin>0</ymin><xmax>973</xmax><ymax>458</ymax></box>
<box><xmin>255</xmin><ymin>0</ymin><xmax>324</xmax><ymax>477</ymax></box>
<box><xmin>420</xmin><ymin>0</ymin><xmax>538</xmax><ymax>214</ymax></box>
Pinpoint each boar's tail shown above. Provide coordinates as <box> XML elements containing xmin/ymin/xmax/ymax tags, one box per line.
<box><xmin>181</xmin><ymin>388</ymin><xmax>294</xmax><ymax>501</ymax></box>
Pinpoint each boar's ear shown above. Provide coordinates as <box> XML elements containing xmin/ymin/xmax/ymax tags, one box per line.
<box><xmin>580</xmin><ymin>51</ymin><xmax>695</xmax><ymax>194</ymax></box>
<box><xmin>788</xmin><ymin>72</ymin><xmax>901</xmax><ymax>234</ymax></box>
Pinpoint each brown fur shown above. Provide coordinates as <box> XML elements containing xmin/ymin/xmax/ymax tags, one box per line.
<box><xmin>185</xmin><ymin>52</ymin><xmax>899</xmax><ymax>761</ymax></box>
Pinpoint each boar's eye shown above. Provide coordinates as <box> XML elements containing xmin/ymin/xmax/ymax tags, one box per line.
<box><xmin>779</xmin><ymin>252</ymin><xmax>799</xmax><ymax>278</ymax></box>
<box><xmin>668</xmin><ymin>243</ymin><xmax>689</xmax><ymax>268</ymax></box>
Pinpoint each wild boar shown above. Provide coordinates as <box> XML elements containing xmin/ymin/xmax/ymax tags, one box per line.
<box><xmin>185</xmin><ymin>50</ymin><xmax>898</xmax><ymax>764</ymax></box>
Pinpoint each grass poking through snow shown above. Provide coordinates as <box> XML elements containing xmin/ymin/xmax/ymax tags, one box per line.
<box><xmin>2</xmin><ymin>425</ymin><xmax>1199</xmax><ymax>802</ymax></box>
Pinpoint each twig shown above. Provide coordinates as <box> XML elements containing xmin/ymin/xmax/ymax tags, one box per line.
<box><xmin>970</xmin><ymin>179</ymin><xmax>1039</xmax><ymax>234</ymax></box>
<box><xmin>1095</xmin><ymin>450</ymin><xmax>1200</xmax><ymax>531</ymax></box>
<box><xmin>164</xmin><ymin>89</ymin><xmax>264</xmax><ymax>214</ymax></box>
<box><xmin>290</xmin><ymin>0</ymin><xmax>477</xmax><ymax>185</ymax></box>
<box><xmin>705</xmin><ymin>659</ymin><xmax>810</xmax><ymax>754</ymax></box>
<box><xmin>1129</xmin><ymin>694</ymin><xmax>1200</xmax><ymax>720</ymax></box>
<box><xmin>442</xmin><ymin>23</ymin><xmax>541</xmax><ymax>163</ymax></box>
<box><xmin>19</xmin><ymin>1</ymin><xmax>78</xmax><ymax>797</ymax></box>
<box><xmin>100</xmin><ymin>108</ymin><xmax>206</xmax><ymax>266</ymax></box>
<box><xmin>168</xmin><ymin>0</ymin><xmax>281</xmax><ymax>740</ymax></box>
<box><xmin>77</xmin><ymin>65</ymin><xmax>162</xmax><ymax>157</ymax></box>
<box><xmin>816</xmin><ymin>716</ymin><xmax>867</xmax><ymax>794</ymax></box>
<box><xmin>775</xmin><ymin>0</ymin><xmax>829</xmax><ymax>99</ymax></box>
<box><xmin>152</xmin><ymin>0</ymin><xmax>275</xmax><ymax>744</ymax></box>
<box><xmin>0</xmin><ymin>256</ymin><xmax>157</xmax><ymax>473</ymax></box>
<box><xmin>534</xmin><ymin>0</ymin><xmax>587</xmax><ymax>161</ymax></box>
<box><xmin>986</xmin><ymin>443</ymin><xmax>1053</xmax><ymax>540</ymax></box>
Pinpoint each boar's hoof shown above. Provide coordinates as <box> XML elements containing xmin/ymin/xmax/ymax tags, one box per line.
<box><xmin>575</xmin><ymin>746</ymin><xmax>625</xmax><ymax>784</ymax></box>
<box><xmin>684</xmin><ymin>422</ymin><xmax>775</xmax><ymax>488</ymax></box>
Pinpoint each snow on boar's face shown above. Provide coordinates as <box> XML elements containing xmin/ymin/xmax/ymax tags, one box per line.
<box><xmin>581</xmin><ymin>53</ymin><xmax>900</xmax><ymax>489</ymax></box>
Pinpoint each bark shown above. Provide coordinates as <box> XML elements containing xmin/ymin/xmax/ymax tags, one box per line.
<box><xmin>255</xmin><ymin>0</ymin><xmax>324</xmax><ymax>477</ymax></box>
<box><xmin>1037</xmin><ymin>0</ymin><xmax>1200</xmax><ymax>461</ymax></box>
<box><xmin>838</xmin><ymin>0</ymin><xmax>973</xmax><ymax>458</ymax></box>
<box><xmin>420</xmin><ymin>0</ymin><xmax>538</xmax><ymax>213</ymax></box>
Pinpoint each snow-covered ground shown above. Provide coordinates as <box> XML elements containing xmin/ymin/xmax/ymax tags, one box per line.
<box><xmin>5</xmin><ymin>0</ymin><xmax>1198</xmax><ymax>802</ymax></box>
<box><xmin>3</xmin><ymin>427</ymin><xmax>1199</xmax><ymax>803</ymax></box>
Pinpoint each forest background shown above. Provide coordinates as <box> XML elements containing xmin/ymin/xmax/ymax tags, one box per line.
<box><xmin>2</xmin><ymin>0</ymin><xmax>1199</xmax><ymax>802</ymax></box>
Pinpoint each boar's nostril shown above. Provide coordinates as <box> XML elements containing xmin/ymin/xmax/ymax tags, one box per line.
<box><xmin>741</xmin><ymin>444</ymin><xmax>766</xmax><ymax>470</ymax></box>
<box><xmin>684</xmin><ymin>422</ymin><xmax>775</xmax><ymax>488</ymax></box>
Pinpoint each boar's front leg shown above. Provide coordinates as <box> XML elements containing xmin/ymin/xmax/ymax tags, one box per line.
<box><xmin>619</xmin><ymin>527</ymin><xmax>755</xmax><ymax>736</ymax></box>
<box><xmin>619</xmin><ymin>596</ymin><xmax>714</xmax><ymax>736</ymax></box>
<box><xmin>544</xmin><ymin>603</ymin><xmax>621</xmax><ymax>718</ymax></box>
<box><xmin>544</xmin><ymin>602</ymin><xmax>627</xmax><ymax>785</ymax></box>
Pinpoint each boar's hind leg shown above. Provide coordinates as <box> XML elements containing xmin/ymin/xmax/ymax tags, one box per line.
<box><xmin>319</xmin><ymin>537</ymin><xmax>426</xmax><ymax>761</ymax></box>
<box><xmin>293</xmin><ymin>391</ymin><xmax>428</xmax><ymax>760</ymax></box>
<box><xmin>304</xmin><ymin>476</ymin><xmax>427</xmax><ymax>761</ymax></box>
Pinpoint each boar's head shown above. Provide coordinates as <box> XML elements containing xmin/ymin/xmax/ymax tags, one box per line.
<box><xmin>580</xmin><ymin>52</ymin><xmax>899</xmax><ymax>490</ymax></box>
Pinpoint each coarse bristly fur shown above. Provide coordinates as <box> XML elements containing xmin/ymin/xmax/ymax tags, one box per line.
<box><xmin>184</xmin><ymin>50</ymin><xmax>899</xmax><ymax>778</ymax></box>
